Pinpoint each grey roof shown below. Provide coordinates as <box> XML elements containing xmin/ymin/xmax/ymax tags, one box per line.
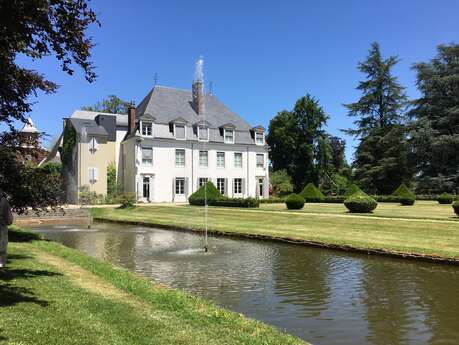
<box><xmin>136</xmin><ymin>85</ymin><xmax>253</xmax><ymax>130</ymax></box>
<box><xmin>69</xmin><ymin>118</ymin><xmax>109</xmax><ymax>137</ymax></box>
<box><xmin>70</xmin><ymin>110</ymin><xmax>128</xmax><ymax>126</ymax></box>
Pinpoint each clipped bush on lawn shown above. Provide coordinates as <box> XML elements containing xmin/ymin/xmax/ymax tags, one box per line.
<box><xmin>344</xmin><ymin>184</ymin><xmax>364</xmax><ymax>197</ymax></box>
<box><xmin>285</xmin><ymin>194</ymin><xmax>305</xmax><ymax>210</ymax></box>
<box><xmin>300</xmin><ymin>183</ymin><xmax>325</xmax><ymax>202</ymax></box>
<box><xmin>189</xmin><ymin>181</ymin><xmax>223</xmax><ymax>206</ymax></box>
<box><xmin>391</xmin><ymin>183</ymin><xmax>416</xmax><ymax>206</ymax></box>
<box><xmin>437</xmin><ymin>192</ymin><xmax>454</xmax><ymax>204</ymax></box>
<box><xmin>453</xmin><ymin>201</ymin><xmax>459</xmax><ymax>216</ymax></box>
<box><xmin>344</xmin><ymin>193</ymin><xmax>378</xmax><ymax>213</ymax></box>
<box><xmin>374</xmin><ymin>195</ymin><xmax>401</xmax><ymax>202</ymax></box>
<box><xmin>215</xmin><ymin>198</ymin><xmax>260</xmax><ymax>208</ymax></box>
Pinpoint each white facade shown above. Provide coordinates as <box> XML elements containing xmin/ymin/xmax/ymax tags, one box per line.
<box><xmin>123</xmin><ymin>125</ymin><xmax>269</xmax><ymax>203</ymax></box>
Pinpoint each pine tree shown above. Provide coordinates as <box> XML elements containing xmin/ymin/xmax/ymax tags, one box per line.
<box><xmin>344</xmin><ymin>42</ymin><xmax>412</xmax><ymax>194</ymax></box>
<box><xmin>410</xmin><ymin>43</ymin><xmax>459</xmax><ymax>193</ymax></box>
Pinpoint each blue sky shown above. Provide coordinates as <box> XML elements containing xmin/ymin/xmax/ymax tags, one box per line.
<box><xmin>13</xmin><ymin>0</ymin><xmax>459</xmax><ymax>160</ymax></box>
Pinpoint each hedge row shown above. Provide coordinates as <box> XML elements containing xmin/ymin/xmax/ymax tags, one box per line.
<box><xmin>188</xmin><ymin>182</ymin><xmax>260</xmax><ymax>208</ymax></box>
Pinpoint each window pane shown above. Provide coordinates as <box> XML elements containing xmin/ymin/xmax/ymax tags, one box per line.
<box><xmin>217</xmin><ymin>178</ymin><xmax>225</xmax><ymax>194</ymax></box>
<box><xmin>199</xmin><ymin>151</ymin><xmax>208</xmax><ymax>167</ymax></box>
<box><xmin>224</xmin><ymin>129</ymin><xmax>234</xmax><ymax>143</ymax></box>
<box><xmin>199</xmin><ymin>177</ymin><xmax>208</xmax><ymax>187</ymax></box>
<box><xmin>234</xmin><ymin>178</ymin><xmax>242</xmax><ymax>194</ymax></box>
<box><xmin>175</xmin><ymin>149</ymin><xmax>185</xmax><ymax>167</ymax></box>
<box><xmin>175</xmin><ymin>178</ymin><xmax>185</xmax><ymax>194</ymax></box>
<box><xmin>256</xmin><ymin>132</ymin><xmax>264</xmax><ymax>144</ymax></box>
<box><xmin>217</xmin><ymin>152</ymin><xmax>225</xmax><ymax>168</ymax></box>
<box><xmin>198</xmin><ymin>126</ymin><xmax>208</xmax><ymax>140</ymax></box>
<box><xmin>256</xmin><ymin>154</ymin><xmax>264</xmax><ymax>167</ymax></box>
<box><xmin>234</xmin><ymin>152</ymin><xmax>242</xmax><ymax>167</ymax></box>
<box><xmin>142</xmin><ymin>122</ymin><xmax>152</xmax><ymax>136</ymax></box>
<box><xmin>142</xmin><ymin>147</ymin><xmax>153</xmax><ymax>166</ymax></box>
<box><xmin>175</xmin><ymin>124</ymin><xmax>185</xmax><ymax>139</ymax></box>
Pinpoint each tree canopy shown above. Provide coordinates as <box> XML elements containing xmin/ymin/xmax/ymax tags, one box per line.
<box><xmin>82</xmin><ymin>95</ymin><xmax>130</xmax><ymax>114</ymax></box>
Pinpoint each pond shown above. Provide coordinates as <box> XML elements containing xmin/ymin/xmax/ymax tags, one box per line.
<box><xmin>32</xmin><ymin>223</ymin><xmax>459</xmax><ymax>345</ymax></box>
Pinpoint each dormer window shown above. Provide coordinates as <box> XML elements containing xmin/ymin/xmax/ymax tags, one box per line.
<box><xmin>255</xmin><ymin>132</ymin><xmax>264</xmax><ymax>145</ymax></box>
<box><xmin>141</xmin><ymin>121</ymin><xmax>153</xmax><ymax>137</ymax></box>
<box><xmin>224</xmin><ymin>129</ymin><xmax>234</xmax><ymax>144</ymax></box>
<box><xmin>174</xmin><ymin>124</ymin><xmax>186</xmax><ymax>140</ymax></box>
<box><xmin>198</xmin><ymin>125</ymin><xmax>209</xmax><ymax>141</ymax></box>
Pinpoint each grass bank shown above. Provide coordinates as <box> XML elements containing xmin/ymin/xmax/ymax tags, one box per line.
<box><xmin>0</xmin><ymin>228</ymin><xmax>305</xmax><ymax>345</ymax></box>
<box><xmin>91</xmin><ymin>204</ymin><xmax>459</xmax><ymax>262</ymax></box>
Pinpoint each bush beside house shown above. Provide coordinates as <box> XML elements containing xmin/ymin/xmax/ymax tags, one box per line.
<box><xmin>189</xmin><ymin>182</ymin><xmax>259</xmax><ymax>208</ymax></box>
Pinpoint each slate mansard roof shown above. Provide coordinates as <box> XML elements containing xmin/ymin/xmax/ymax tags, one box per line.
<box><xmin>135</xmin><ymin>85</ymin><xmax>262</xmax><ymax>145</ymax></box>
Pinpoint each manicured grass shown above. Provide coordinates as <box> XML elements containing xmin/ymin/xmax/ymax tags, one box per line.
<box><xmin>0</xmin><ymin>228</ymin><xmax>305</xmax><ymax>345</ymax></box>
<box><xmin>260</xmin><ymin>200</ymin><xmax>457</xmax><ymax>220</ymax></box>
<box><xmin>92</xmin><ymin>204</ymin><xmax>459</xmax><ymax>260</ymax></box>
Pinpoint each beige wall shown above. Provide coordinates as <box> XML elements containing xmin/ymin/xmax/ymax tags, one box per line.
<box><xmin>78</xmin><ymin>137</ymin><xmax>116</xmax><ymax>197</ymax></box>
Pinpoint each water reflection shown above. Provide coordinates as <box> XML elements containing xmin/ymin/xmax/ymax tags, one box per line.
<box><xmin>32</xmin><ymin>223</ymin><xmax>459</xmax><ymax>345</ymax></box>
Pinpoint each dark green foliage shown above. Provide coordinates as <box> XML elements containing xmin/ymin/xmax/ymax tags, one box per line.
<box><xmin>399</xmin><ymin>196</ymin><xmax>415</xmax><ymax>206</ymax></box>
<box><xmin>82</xmin><ymin>95</ymin><xmax>130</xmax><ymax>114</ymax></box>
<box><xmin>285</xmin><ymin>194</ymin><xmax>305</xmax><ymax>210</ymax></box>
<box><xmin>391</xmin><ymin>183</ymin><xmax>413</xmax><ymax>197</ymax></box>
<box><xmin>259</xmin><ymin>198</ymin><xmax>286</xmax><ymax>204</ymax></box>
<box><xmin>323</xmin><ymin>195</ymin><xmax>346</xmax><ymax>203</ymax></box>
<box><xmin>118</xmin><ymin>193</ymin><xmax>136</xmax><ymax>209</ymax></box>
<box><xmin>437</xmin><ymin>192</ymin><xmax>454</xmax><ymax>205</ymax></box>
<box><xmin>79</xmin><ymin>186</ymin><xmax>103</xmax><ymax>205</ymax></box>
<box><xmin>188</xmin><ymin>182</ymin><xmax>223</xmax><ymax>206</ymax></box>
<box><xmin>59</xmin><ymin>122</ymin><xmax>77</xmax><ymax>169</ymax></box>
<box><xmin>269</xmin><ymin>169</ymin><xmax>293</xmax><ymax>196</ymax></box>
<box><xmin>212</xmin><ymin>198</ymin><xmax>260</xmax><ymax>208</ymax></box>
<box><xmin>344</xmin><ymin>194</ymin><xmax>378</xmax><ymax>213</ymax></box>
<box><xmin>453</xmin><ymin>201</ymin><xmax>459</xmax><ymax>216</ymax></box>
<box><xmin>374</xmin><ymin>195</ymin><xmax>402</xmax><ymax>203</ymax></box>
<box><xmin>391</xmin><ymin>183</ymin><xmax>416</xmax><ymax>205</ymax></box>
<box><xmin>344</xmin><ymin>184</ymin><xmax>363</xmax><ymax>197</ymax></box>
<box><xmin>410</xmin><ymin>44</ymin><xmax>459</xmax><ymax>194</ymax></box>
<box><xmin>266</xmin><ymin>94</ymin><xmax>329</xmax><ymax>190</ymax></box>
<box><xmin>300</xmin><ymin>183</ymin><xmax>325</xmax><ymax>202</ymax></box>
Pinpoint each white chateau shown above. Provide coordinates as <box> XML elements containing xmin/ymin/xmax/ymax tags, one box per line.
<box><xmin>46</xmin><ymin>60</ymin><xmax>269</xmax><ymax>203</ymax></box>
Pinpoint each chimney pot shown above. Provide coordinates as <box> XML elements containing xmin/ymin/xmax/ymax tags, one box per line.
<box><xmin>127</xmin><ymin>104</ymin><xmax>136</xmax><ymax>135</ymax></box>
<box><xmin>192</xmin><ymin>80</ymin><xmax>205</xmax><ymax>115</ymax></box>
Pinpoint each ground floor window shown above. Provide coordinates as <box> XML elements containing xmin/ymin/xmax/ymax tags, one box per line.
<box><xmin>217</xmin><ymin>178</ymin><xmax>225</xmax><ymax>195</ymax></box>
<box><xmin>234</xmin><ymin>178</ymin><xmax>242</xmax><ymax>194</ymax></box>
<box><xmin>143</xmin><ymin>176</ymin><xmax>150</xmax><ymax>200</ymax></box>
<box><xmin>175</xmin><ymin>177</ymin><xmax>185</xmax><ymax>195</ymax></box>
<box><xmin>258</xmin><ymin>177</ymin><xmax>264</xmax><ymax>197</ymax></box>
<box><xmin>198</xmin><ymin>177</ymin><xmax>208</xmax><ymax>187</ymax></box>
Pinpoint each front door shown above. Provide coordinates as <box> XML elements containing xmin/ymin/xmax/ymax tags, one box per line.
<box><xmin>143</xmin><ymin>176</ymin><xmax>150</xmax><ymax>201</ymax></box>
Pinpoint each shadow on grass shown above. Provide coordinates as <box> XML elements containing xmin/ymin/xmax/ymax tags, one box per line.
<box><xmin>8</xmin><ymin>229</ymin><xmax>42</xmax><ymax>243</ymax></box>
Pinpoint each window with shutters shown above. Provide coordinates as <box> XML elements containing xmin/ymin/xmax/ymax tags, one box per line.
<box><xmin>199</xmin><ymin>151</ymin><xmax>208</xmax><ymax>167</ymax></box>
<box><xmin>175</xmin><ymin>178</ymin><xmax>185</xmax><ymax>195</ymax></box>
<box><xmin>174</xmin><ymin>124</ymin><xmax>186</xmax><ymax>140</ymax></box>
<box><xmin>216</xmin><ymin>178</ymin><xmax>225</xmax><ymax>195</ymax></box>
<box><xmin>198</xmin><ymin>177</ymin><xmax>208</xmax><ymax>187</ymax></box>
<box><xmin>234</xmin><ymin>152</ymin><xmax>242</xmax><ymax>168</ymax></box>
<box><xmin>88</xmin><ymin>167</ymin><xmax>98</xmax><ymax>184</ymax></box>
<box><xmin>175</xmin><ymin>149</ymin><xmax>185</xmax><ymax>167</ymax></box>
<box><xmin>142</xmin><ymin>147</ymin><xmax>153</xmax><ymax>166</ymax></box>
<box><xmin>233</xmin><ymin>178</ymin><xmax>242</xmax><ymax>194</ymax></box>
<box><xmin>256</xmin><ymin>153</ymin><xmax>264</xmax><ymax>168</ymax></box>
<box><xmin>216</xmin><ymin>152</ymin><xmax>225</xmax><ymax>168</ymax></box>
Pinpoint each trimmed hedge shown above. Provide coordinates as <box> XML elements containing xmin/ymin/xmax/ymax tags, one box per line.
<box><xmin>399</xmin><ymin>196</ymin><xmax>415</xmax><ymax>206</ymax></box>
<box><xmin>391</xmin><ymin>183</ymin><xmax>416</xmax><ymax>206</ymax></box>
<box><xmin>391</xmin><ymin>183</ymin><xmax>412</xmax><ymax>197</ymax></box>
<box><xmin>188</xmin><ymin>182</ymin><xmax>223</xmax><ymax>206</ymax></box>
<box><xmin>344</xmin><ymin>193</ymin><xmax>378</xmax><ymax>213</ymax></box>
<box><xmin>300</xmin><ymin>183</ymin><xmax>325</xmax><ymax>202</ymax></box>
<box><xmin>213</xmin><ymin>198</ymin><xmax>260</xmax><ymax>208</ymax></box>
<box><xmin>344</xmin><ymin>184</ymin><xmax>363</xmax><ymax>197</ymax></box>
<box><xmin>437</xmin><ymin>192</ymin><xmax>454</xmax><ymax>204</ymax></box>
<box><xmin>260</xmin><ymin>197</ymin><xmax>286</xmax><ymax>204</ymax></box>
<box><xmin>285</xmin><ymin>194</ymin><xmax>305</xmax><ymax>210</ymax></box>
<box><xmin>453</xmin><ymin>201</ymin><xmax>459</xmax><ymax>216</ymax></box>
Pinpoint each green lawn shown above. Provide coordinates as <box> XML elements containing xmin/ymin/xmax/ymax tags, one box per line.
<box><xmin>92</xmin><ymin>203</ymin><xmax>459</xmax><ymax>260</ymax></box>
<box><xmin>0</xmin><ymin>229</ymin><xmax>305</xmax><ymax>345</ymax></box>
<box><xmin>260</xmin><ymin>200</ymin><xmax>457</xmax><ymax>220</ymax></box>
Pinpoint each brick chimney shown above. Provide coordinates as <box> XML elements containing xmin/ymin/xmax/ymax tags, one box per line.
<box><xmin>127</xmin><ymin>102</ymin><xmax>136</xmax><ymax>135</ymax></box>
<box><xmin>192</xmin><ymin>80</ymin><xmax>205</xmax><ymax>115</ymax></box>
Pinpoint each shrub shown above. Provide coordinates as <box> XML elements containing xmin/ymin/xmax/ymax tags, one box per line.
<box><xmin>323</xmin><ymin>195</ymin><xmax>346</xmax><ymax>203</ymax></box>
<box><xmin>118</xmin><ymin>192</ymin><xmax>136</xmax><ymax>209</ymax></box>
<box><xmin>391</xmin><ymin>183</ymin><xmax>413</xmax><ymax>197</ymax></box>
<box><xmin>453</xmin><ymin>201</ymin><xmax>459</xmax><ymax>216</ymax></box>
<box><xmin>399</xmin><ymin>196</ymin><xmax>415</xmax><ymax>206</ymax></box>
<box><xmin>344</xmin><ymin>194</ymin><xmax>378</xmax><ymax>213</ymax></box>
<box><xmin>270</xmin><ymin>169</ymin><xmax>293</xmax><ymax>196</ymax></box>
<box><xmin>344</xmin><ymin>184</ymin><xmax>363</xmax><ymax>197</ymax></box>
<box><xmin>188</xmin><ymin>182</ymin><xmax>223</xmax><ymax>206</ymax></box>
<box><xmin>374</xmin><ymin>195</ymin><xmax>401</xmax><ymax>203</ymax></box>
<box><xmin>437</xmin><ymin>192</ymin><xmax>454</xmax><ymax>204</ymax></box>
<box><xmin>285</xmin><ymin>194</ymin><xmax>305</xmax><ymax>210</ymax></box>
<box><xmin>260</xmin><ymin>198</ymin><xmax>286</xmax><ymax>204</ymax></box>
<box><xmin>391</xmin><ymin>183</ymin><xmax>416</xmax><ymax>206</ymax></box>
<box><xmin>79</xmin><ymin>186</ymin><xmax>104</xmax><ymax>205</ymax></box>
<box><xmin>300</xmin><ymin>183</ymin><xmax>325</xmax><ymax>202</ymax></box>
<box><xmin>214</xmin><ymin>198</ymin><xmax>259</xmax><ymax>208</ymax></box>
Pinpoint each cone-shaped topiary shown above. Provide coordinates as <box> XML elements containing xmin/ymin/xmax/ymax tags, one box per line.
<box><xmin>189</xmin><ymin>181</ymin><xmax>223</xmax><ymax>206</ymax></box>
<box><xmin>300</xmin><ymin>183</ymin><xmax>325</xmax><ymax>202</ymax></box>
<box><xmin>391</xmin><ymin>183</ymin><xmax>415</xmax><ymax>205</ymax></box>
<box><xmin>344</xmin><ymin>193</ymin><xmax>378</xmax><ymax>213</ymax></box>
<box><xmin>285</xmin><ymin>193</ymin><xmax>305</xmax><ymax>209</ymax></box>
<box><xmin>437</xmin><ymin>192</ymin><xmax>454</xmax><ymax>204</ymax></box>
<box><xmin>344</xmin><ymin>184</ymin><xmax>364</xmax><ymax>197</ymax></box>
<box><xmin>453</xmin><ymin>201</ymin><xmax>459</xmax><ymax>216</ymax></box>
